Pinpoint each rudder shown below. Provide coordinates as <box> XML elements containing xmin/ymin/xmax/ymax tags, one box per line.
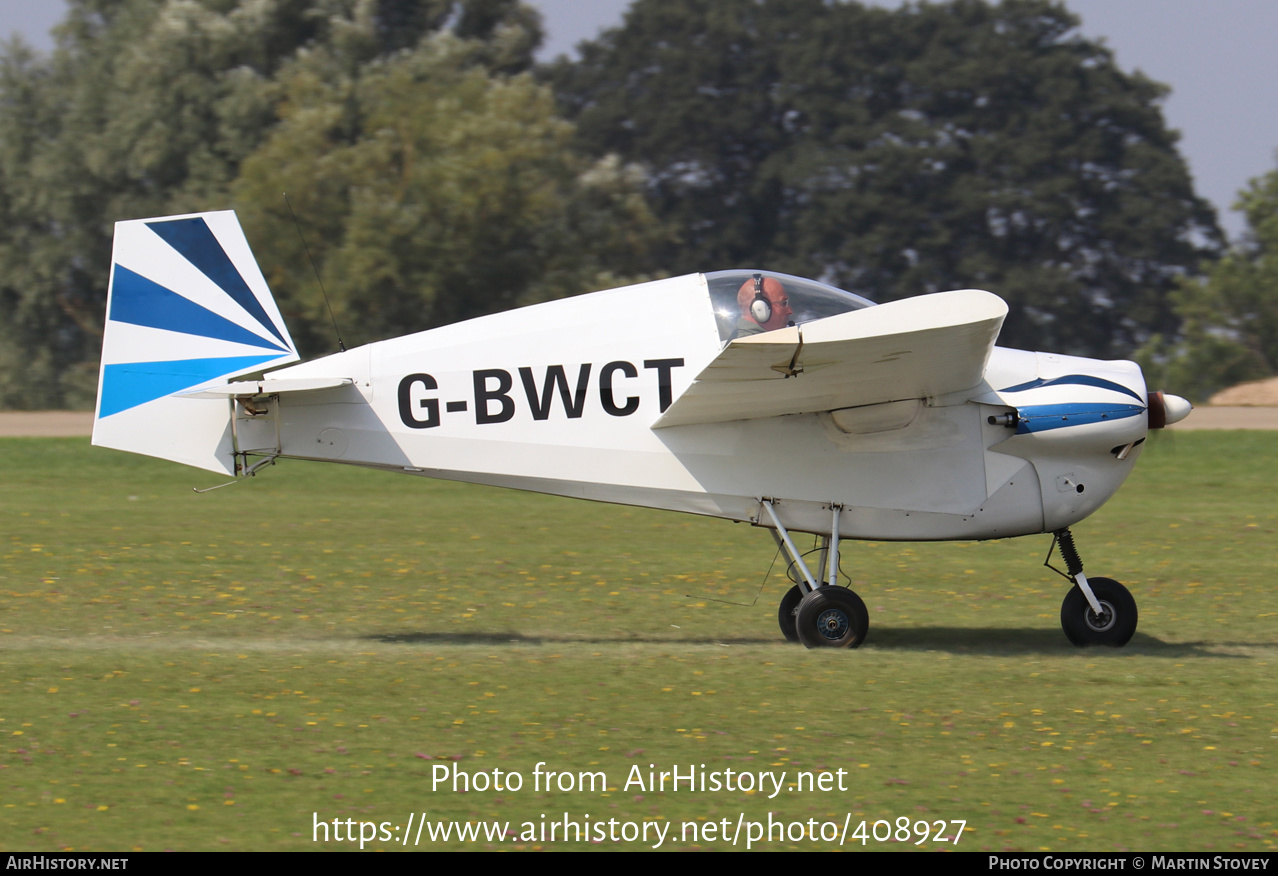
<box><xmin>92</xmin><ymin>211</ymin><xmax>300</xmax><ymax>474</ymax></box>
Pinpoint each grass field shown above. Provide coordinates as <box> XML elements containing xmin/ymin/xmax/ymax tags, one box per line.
<box><xmin>1</xmin><ymin>433</ymin><xmax>1275</xmax><ymax>852</ymax></box>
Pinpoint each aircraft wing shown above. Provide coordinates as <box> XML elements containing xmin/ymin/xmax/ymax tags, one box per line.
<box><xmin>653</xmin><ymin>289</ymin><xmax>1007</xmax><ymax>428</ymax></box>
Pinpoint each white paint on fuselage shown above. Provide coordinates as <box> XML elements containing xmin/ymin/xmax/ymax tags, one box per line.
<box><xmin>267</xmin><ymin>277</ymin><xmax>1149</xmax><ymax>542</ymax></box>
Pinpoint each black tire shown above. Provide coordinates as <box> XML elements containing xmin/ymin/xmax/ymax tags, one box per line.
<box><xmin>796</xmin><ymin>587</ymin><xmax>869</xmax><ymax>649</ymax></box>
<box><xmin>778</xmin><ymin>585</ymin><xmax>804</xmax><ymax>643</ymax></box>
<box><xmin>1060</xmin><ymin>577</ymin><xmax>1137</xmax><ymax>647</ymax></box>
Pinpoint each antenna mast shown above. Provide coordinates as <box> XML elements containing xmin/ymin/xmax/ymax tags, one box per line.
<box><xmin>283</xmin><ymin>192</ymin><xmax>346</xmax><ymax>353</ymax></box>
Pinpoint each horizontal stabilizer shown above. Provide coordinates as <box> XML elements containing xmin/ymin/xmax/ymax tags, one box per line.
<box><xmin>181</xmin><ymin>377</ymin><xmax>352</xmax><ymax>399</ymax></box>
<box><xmin>654</xmin><ymin>289</ymin><xmax>1006</xmax><ymax>428</ymax></box>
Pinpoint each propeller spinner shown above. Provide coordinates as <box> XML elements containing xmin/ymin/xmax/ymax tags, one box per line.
<box><xmin>1147</xmin><ymin>391</ymin><xmax>1193</xmax><ymax>429</ymax></box>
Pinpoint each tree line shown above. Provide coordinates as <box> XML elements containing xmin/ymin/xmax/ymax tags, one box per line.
<box><xmin>0</xmin><ymin>0</ymin><xmax>1272</xmax><ymax>409</ymax></box>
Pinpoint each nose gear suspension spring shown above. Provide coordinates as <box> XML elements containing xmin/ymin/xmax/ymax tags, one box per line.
<box><xmin>1056</xmin><ymin>529</ymin><xmax>1084</xmax><ymax>578</ymax></box>
<box><xmin>1044</xmin><ymin>528</ymin><xmax>1085</xmax><ymax>583</ymax></box>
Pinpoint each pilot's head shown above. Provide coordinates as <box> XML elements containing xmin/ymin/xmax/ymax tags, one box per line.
<box><xmin>737</xmin><ymin>275</ymin><xmax>793</xmax><ymax>332</ymax></box>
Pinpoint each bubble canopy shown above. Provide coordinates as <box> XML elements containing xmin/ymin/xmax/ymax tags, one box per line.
<box><xmin>704</xmin><ymin>270</ymin><xmax>875</xmax><ymax>344</ymax></box>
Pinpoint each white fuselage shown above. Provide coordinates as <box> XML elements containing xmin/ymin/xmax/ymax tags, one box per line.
<box><xmin>249</xmin><ymin>275</ymin><xmax>1149</xmax><ymax>542</ymax></box>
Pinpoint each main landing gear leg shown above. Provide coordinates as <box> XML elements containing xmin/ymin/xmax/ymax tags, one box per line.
<box><xmin>1050</xmin><ymin>528</ymin><xmax>1138</xmax><ymax>647</ymax></box>
<box><xmin>765</xmin><ymin>500</ymin><xmax>867</xmax><ymax>649</ymax></box>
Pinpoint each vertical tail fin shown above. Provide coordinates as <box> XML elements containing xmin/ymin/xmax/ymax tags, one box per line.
<box><xmin>92</xmin><ymin>211</ymin><xmax>300</xmax><ymax>474</ymax></box>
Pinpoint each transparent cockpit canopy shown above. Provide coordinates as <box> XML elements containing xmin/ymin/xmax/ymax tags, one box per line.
<box><xmin>704</xmin><ymin>270</ymin><xmax>875</xmax><ymax>344</ymax></box>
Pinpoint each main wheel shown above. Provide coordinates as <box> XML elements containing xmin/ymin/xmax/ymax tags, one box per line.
<box><xmin>778</xmin><ymin>585</ymin><xmax>804</xmax><ymax>643</ymax></box>
<box><xmin>1060</xmin><ymin>577</ymin><xmax>1137</xmax><ymax>647</ymax></box>
<box><xmin>796</xmin><ymin>587</ymin><xmax>869</xmax><ymax>649</ymax></box>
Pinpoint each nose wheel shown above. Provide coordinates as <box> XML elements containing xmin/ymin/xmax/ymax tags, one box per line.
<box><xmin>1060</xmin><ymin>576</ymin><xmax>1137</xmax><ymax>646</ymax></box>
<box><xmin>1049</xmin><ymin>529</ymin><xmax>1138</xmax><ymax>647</ymax></box>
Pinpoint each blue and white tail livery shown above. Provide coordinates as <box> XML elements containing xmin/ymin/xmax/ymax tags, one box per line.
<box><xmin>92</xmin><ymin>211</ymin><xmax>300</xmax><ymax>474</ymax></box>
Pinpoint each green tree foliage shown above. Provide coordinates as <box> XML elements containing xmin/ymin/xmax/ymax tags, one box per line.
<box><xmin>234</xmin><ymin>32</ymin><xmax>663</xmax><ymax>352</ymax></box>
<box><xmin>0</xmin><ymin>0</ymin><xmax>662</xmax><ymax>407</ymax></box>
<box><xmin>1139</xmin><ymin>168</ymin><xmax>1278</xmax><ymax>400</ymax></box>
<box><xmin>548</xmin><ymin>0</ymin><xmax>1221</xmax><ymax>358</ymax></box>
<box><xmin>0</xmin><ymin>0</ymin><xmax>328</xmax><ymax>408</ymax></box>
<box><xmin>0</xmin><ymin>41</ymin><xmax>76</xmax><ymax>407</ymax></box>
<box><xmin>1211</xmin><ymin>171</ymin><xmax>1278</xmax><ymax>375</ymax></box>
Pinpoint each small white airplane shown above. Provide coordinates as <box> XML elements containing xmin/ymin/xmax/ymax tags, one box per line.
<box><xmin>92</xmin><ymin>211</ymin><xmax>1191</xmax><ymax>649</ymax></box>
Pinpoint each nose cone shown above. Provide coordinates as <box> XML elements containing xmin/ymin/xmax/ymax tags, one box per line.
<box><xmin>1148</xmin><ymin>391</ymin><xmax>1192</xmax><ymax>429</ymax></box>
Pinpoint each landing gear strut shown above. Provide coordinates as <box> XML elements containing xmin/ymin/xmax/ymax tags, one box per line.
<box><xmin>765</xmin><ymin>500</ymin><xmax>867</xmax><ymax>649</ymax></box>
<box><xmin>1048</xmin><ymin>529</ymin><xmax>1138</xmax><ymax>647</ymax></box>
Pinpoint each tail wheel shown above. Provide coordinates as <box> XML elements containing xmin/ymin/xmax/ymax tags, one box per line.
<box><xmin>796</xmin><ymin>587</ymin><xmax>869</xmax><ymax>649</ymax></box>
<box><xmin>1060</xmin><ymin>577</ymin><xmax>1137</xmax><ymax>647</ymax></box>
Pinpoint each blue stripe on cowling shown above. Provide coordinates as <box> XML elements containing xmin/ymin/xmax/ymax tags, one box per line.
<box><xmin>97</xmin><ymin>355</ymin><xmax>282</xmax><ymax>418</ymax></box>
<box><xmin>1015</xmin><ymin>403</ymin><xmax>1146</xmax><ymax>434</ymax></box>
<box><xmin>109</xmin><ymin>265</ymin><xmax>287</xmax><ymax>352</ymax></box>
<box><xmin>999</xmin><ymin>375</ymin><xmax>1144</xmax><ymax>403</ymax></box>
<box><xmin>146</xmin><ymin>216</ymin><xmax>289</xmax><ymax>347</ymax></box>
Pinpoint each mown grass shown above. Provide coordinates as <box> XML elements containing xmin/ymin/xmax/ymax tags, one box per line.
<box><xmin>1</xmin><ymin>434</ymin><xmax>1274</xmax><ymax>851</ymax></box>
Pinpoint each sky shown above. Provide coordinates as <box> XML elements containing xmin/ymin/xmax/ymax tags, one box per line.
<box><xmin>4</xmin><ymin>0</ymin><xmax>1276</xmax><ymax>242</ymax></box>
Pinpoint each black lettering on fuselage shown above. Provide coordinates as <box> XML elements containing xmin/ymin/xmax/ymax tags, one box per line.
<box><xmin>519</xmin><ymin>365</ymin><xmax>592</xmax><ymax>420</ymax></box>
<box><xmin>643</xmin><ymin>358</ymin><xmax>685</xmax><ymax>413</ymax></box>
<box><xmin>401</xmin><ymin>359</ymin><xmax>685</xmax><ymax>427</ymax></box>
<box><xmin>398</xmin><ymin>373</ymin><xmax>440</xmax><ymax>428</ymax></box>
<box><xmin>599</xmin><ymin>360</ymin><xmax>640</xmax><ymax>416</ymax></box>
<box><xmin>474</xmin><ymin>369</ymin><xmax>515</xmax><ymax>424</ymax></box>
